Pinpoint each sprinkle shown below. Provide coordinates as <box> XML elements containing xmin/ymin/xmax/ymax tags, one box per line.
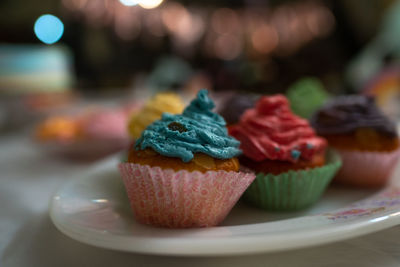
<box><xmin>291</xmin><ymin>149</ymin><xmax>301</xmax><ymax>160</ymax></box>
<box><xmin>274</xmin><ymin>146</ymin><xmax>280</xmax><ymax>151</ymax></box>
<box><xmin>168</xmin><ymin>122</ymin><xmax>187</xmax><ymax>133</ymax></box>
<box><xmin>306</xmin><ymin>143</ymin><xmax>314</xmax><ymax>149</ymax></box>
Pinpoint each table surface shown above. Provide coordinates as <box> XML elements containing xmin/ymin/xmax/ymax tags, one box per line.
<box><xmin>2</xmin><ymin>131</ymin><xmax>400</xmax><ymax>267</ymax></box>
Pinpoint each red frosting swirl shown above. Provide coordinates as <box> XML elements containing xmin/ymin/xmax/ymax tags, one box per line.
<box><xmin>229</xmin><ymin>95</ymin><xmax>327</xmax><ymax>163</ymax></box>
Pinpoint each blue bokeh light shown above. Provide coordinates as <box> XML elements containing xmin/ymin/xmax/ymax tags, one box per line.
<box><xmin>34</xmin><ymin>14</ymin><xmax>64</xmax><ymax>44</ymax></box>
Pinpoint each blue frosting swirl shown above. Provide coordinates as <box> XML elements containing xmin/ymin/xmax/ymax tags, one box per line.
<box><xmin>135</xmin><ymin>89</ymin><xmax>241</xmax><ymax>162</ymax></box>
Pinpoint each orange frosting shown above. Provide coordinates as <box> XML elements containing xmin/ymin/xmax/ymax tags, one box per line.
<box><xmin>229</xmin><ymin>95</ymin><xmax>327</xmax><ymax>163</ymax></box>
<box><xmin>35</xmin><ymin>117</ymin><xmax>81</xmax><ymax>142</ymax></box>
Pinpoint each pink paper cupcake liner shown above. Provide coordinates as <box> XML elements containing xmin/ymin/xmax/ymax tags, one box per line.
<box><xmin>119</xmin><ymin>163</ymin><xmax>255</xmax><ymax>228</ymax></box>
<box><xmin>334</xmin><ymin>147</ymin><xmax>400</xmax><ymax>187</ymax></box>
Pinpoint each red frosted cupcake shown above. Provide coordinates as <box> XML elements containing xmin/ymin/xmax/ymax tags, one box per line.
<box><xmin>230</xmin><ymin>95</ymin><xmax>341</xmax><ymax>210</ymax></box>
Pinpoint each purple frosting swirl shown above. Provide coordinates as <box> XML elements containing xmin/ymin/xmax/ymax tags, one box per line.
<box><xmin>219</xmin><ymin>94</ymin><xmax>258</xmax><ymax>124</ymax></box>
<box><xmin>311</xmin><ymin>95</ymin><xmax>398</xmax><ymax>138</ymax></box>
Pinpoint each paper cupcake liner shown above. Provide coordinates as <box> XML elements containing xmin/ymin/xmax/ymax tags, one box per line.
<box><xmin>118</xmin><ymin>163</ymin><xmax>256</xmax><ymax>228</ymax></box>
<box><xmin>334</xmin><ymin>147</ymin><xmax>400</xmax><ymax>188</ymax></box>
<box><xmin>242</xmin><ymin>149</ymin><xmax>342</xmax><ymax>211</ymax></box>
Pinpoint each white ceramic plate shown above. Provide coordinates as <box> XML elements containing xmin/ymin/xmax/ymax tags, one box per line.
<box><xmin>50</xmin><ymin>156</ymin><xmax>400</xmax><ymax>256</ymax></box>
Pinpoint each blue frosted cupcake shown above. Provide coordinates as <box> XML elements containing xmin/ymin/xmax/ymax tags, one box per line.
<box><xmin>119</xmin><ymin>89</ymin><xmax>255</xmax><ymax>228</ymax></box>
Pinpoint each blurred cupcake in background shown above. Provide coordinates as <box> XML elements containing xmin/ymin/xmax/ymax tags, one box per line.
<box><xmin>218</xmin><ymin>93</ymin><xmax>258</xmax><ymax>126</ymax></box>
<box><xmin>363</xmin><ymin>66</ymin><xmax>400</xmax><ymax>121</ymax></box>
<box><xmin>119</xmin><ymin>89</ymin><xmax>255</xmax><ymax>228</ymax></box>
<box><xmin>312</xmin><ymin>95</ymin><xmax>400</xmax><ymax>187</ymax></box>
<box><xmin>286</xmin><ymin>77</ymin><xmax>329</xmax><ymax>120</ymax></box>
<box><xmin>230</xmin><ymin>95</ymin><xmax>341</xmax><ymax>211</ymax></box>
<box><xmin>35</xmin><ymin>106</ymin><xmax>132</xmax><ymax>160</ymax></box>
<box><xmin>79</xmin><ymin>109</ymin><xmax>129</xmax><ymax>141</ymax></box>
<box><xmin>35</xmin><ymin>116</ymin><xmax>81</xmax><ymax>143</ymax></box>
<box><xmin>127</xmin><ymin>92</ymin><xmax>184</xmax><ymax>140</ymax></box>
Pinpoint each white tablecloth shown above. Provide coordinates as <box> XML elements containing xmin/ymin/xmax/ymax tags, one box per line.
<box><xmin>2</xmin><ymin>131</ymin><xmax>400</xmax><ymax>267</ymax></box>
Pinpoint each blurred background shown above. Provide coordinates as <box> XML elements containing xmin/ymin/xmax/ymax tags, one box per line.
<box><xmin>1</xmin><ymin>0</ymin><xmax>400</xmax><ymax>158</ymax></box>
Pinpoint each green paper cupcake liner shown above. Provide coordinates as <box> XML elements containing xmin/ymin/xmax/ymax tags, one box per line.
<box><xmin>242</xmin><ymin>149</ymin><xmax>342</xmax><ymax>211</ymax></box>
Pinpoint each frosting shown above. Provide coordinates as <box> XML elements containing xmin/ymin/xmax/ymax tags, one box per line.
<box><xmin>36</xmin><ymin>116</ymin><xmax>80</xmax><ymax>142</ymax></box>
<box><xmin>286</xmin><ymin>77</ymin><xmax>328</xmax><ymax>119</ymax></box>
<box><xmin>229</xmin><ymin>94</ymin><xmax>327</xmax><ymax>162</ymax></box>
<box><xmin>128</xmin><ymin>93</ymin><xmax>184</xmax><ymax>139</ymax></box>
<box><xmin>82</xmin><ymin>110</ymin><xmax>128</xmax><ymax>140</ymax></box>
<box><xmin>219</xmin><ymin>93</ymin><xmax>258</xmax><ymax>124</ymax></box>
<box><xmin>311</xmin><ymin>95</ymin><xmax>398</xmax><ymax>137</ymax></box>
<box><xmin>135</xmin><ymin>89</ymin><xmax>241</xmax><ymax>162</ymax></box>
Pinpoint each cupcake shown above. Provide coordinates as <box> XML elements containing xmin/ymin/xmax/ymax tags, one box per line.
<box><xmin>229</xmin><ymin>95</ymin><xmax>341</xmax><ymax>211</ymax></box>
<box><xmin>312</xmin><ymin>95</ymin><xmax>400</xmax><ymax>187</ymax></box>
<box><xmin>119</xmin><ymin>89</ymin><xmax>255</xmax><ymax>228</ymax></box>
<box><xmin>218</xmin><ymin>93</ymin><xmax>258</xmax><ymax>125</ymax></box>
<box><xmin>127</xmin><ymin>92</ymin><xmax>184</xmax><ymax>139</ymax></box>
<box><xmin>80</xmin><ymin>109</ymin><xmax>129</xmax><ymax>141</ymax></box>
<box><xmin>35</xmin><ymin>108</ymin><xmax>131</xmax><ymax>159</ymax></box>
<box><xmin>286</xmin><ymin>77</ymin><xmax>329</xmax><ymax>119</ymax></box>
<box><xmin>35</xmin><ymin>116</ymin><xmax>81</xmax><ymax>142</ymax></box>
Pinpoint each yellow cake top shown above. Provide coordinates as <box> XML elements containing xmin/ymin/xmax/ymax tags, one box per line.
<box><xmin>128</xmin><ymin>92</ymin><xmax>184</xmax><ymax>139</ymax></box>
